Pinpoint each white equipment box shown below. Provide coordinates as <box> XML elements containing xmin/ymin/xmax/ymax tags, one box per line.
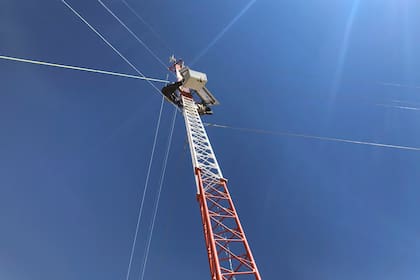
<box><xmin>179</xmin><ymin>67</ymin><xmax>219</xmax><ymax>106</ymax></box>
<box><xmin>180</xmin><ymin>67</ymin><xmax>208</xmax><ymax>91</ymax></box>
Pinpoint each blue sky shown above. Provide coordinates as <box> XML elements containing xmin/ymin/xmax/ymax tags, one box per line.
<box><xmin>1</xmin><ymin>0</ymin><xmax>420</xmax><ymax>279</ymax></box>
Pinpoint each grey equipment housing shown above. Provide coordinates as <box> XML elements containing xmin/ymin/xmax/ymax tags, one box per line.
<box><xmin>180</xmin><ymin>67</ymin><xmax>220</xmax><ymax>106</ymax></box>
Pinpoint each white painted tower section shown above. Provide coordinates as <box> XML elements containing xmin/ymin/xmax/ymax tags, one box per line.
<box><xmin>181</xmin><ymin>95</ymin><xmax>223</xmax><ymax>194</ymax></box>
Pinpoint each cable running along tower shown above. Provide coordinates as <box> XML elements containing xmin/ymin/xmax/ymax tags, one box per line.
<box><xmin>164</xmin><ymin>58</ymin><xmax>261</xmax><ymax>280</ymax></box>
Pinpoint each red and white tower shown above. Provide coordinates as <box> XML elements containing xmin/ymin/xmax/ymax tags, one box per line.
<box><xmin>170</xmin><ymin>59</ymin><xmax>262</xmax><ymax>280</ymax></box>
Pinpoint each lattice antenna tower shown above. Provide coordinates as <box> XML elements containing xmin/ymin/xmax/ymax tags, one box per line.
<box><xmin>168</xmin><ymin>58</ymin><xmax>261</xmax><ymax>280</ymax></box>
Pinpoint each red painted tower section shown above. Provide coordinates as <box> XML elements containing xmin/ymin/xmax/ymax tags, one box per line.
<box><xmin>195</xmin><ymin>168</ymin><xmax>261</xmax><ymax>280</ymax></box>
